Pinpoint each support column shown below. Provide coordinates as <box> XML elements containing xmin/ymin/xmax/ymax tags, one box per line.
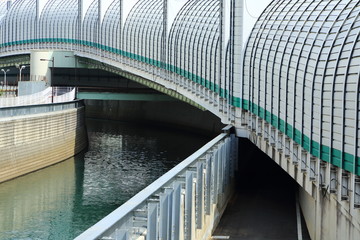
<box><xmin>30</xmin><ymin>50</ymin><xmax>54</xmax><ymax>85</ymax></box>
<box><xmin>230</xmin><ymin>0</ymin><xmax>247</xmax><ymax>136</ymax></box>
<box><xmin>231</xmin><ymin>0</ymin><xmax>243</xmax><ymax>110</ymax></box>
<box><xmin>29</xmin><ymin>50</ymin><xmax>77</xmax><ymax>91</ymax></box>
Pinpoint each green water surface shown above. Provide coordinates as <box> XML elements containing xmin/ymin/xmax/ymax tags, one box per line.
<box><xmin>0</xmin><ymin>119</ymin><xmax>209</xmax><ymax>240</ymax></box>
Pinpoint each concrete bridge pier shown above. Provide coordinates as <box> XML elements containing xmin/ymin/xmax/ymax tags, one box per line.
<box><xmin>24</xmin><ymin>50</ymin><xmax>85</xmax><ymax>95</ymax></box>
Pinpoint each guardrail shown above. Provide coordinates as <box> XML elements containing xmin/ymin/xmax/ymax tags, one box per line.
<box><xmin>0</xmin><ymin>100</ymin><xmax>84</xmax><ymax>118</ymax></box>
<box><xmin>0</xmin><ymin>86</ymin><xmax>17</xmax><ymax>97</ymax></box>
<box><xmin>0</xmin><ymin>87</ymin><xmax>76</xmax><ymax>107</ymax></box>
<box><xmin>75</xmin><ymin>126</ymin><xmax>238</xmax><ymax>240</ymax></box>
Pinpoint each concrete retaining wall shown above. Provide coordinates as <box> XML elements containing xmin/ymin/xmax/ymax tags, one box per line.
<box><xmin>0</xmin><ymin>106</ymin><xmax>88</xmax><ymax>183</ymax></box>
<box><xmin>299</xmin><ymin>187</ymin><xmax>360</xmax><ymax>240</ymax></box>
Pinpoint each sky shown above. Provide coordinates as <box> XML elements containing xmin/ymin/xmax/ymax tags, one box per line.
<box><xmin>243</xmin><ymin>0</ymin><xmax>273</xmax><ymax>46</ymax></box>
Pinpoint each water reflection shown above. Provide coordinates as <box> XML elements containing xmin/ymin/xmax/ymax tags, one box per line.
<box><xmin>0</xmin><ymin>156</ymin><xmax>80</xmax><ymax>239</ymax></box>
<box><xmin>0</xmin><ymin>119</ymin><xmax>209</xmax><ymax>239</ymax></box>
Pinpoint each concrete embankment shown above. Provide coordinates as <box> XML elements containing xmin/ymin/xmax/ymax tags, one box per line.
<box><xmin>0</xmin><ymin>103</ymin><xmax>88</xmax><ymax>183</ymax></box>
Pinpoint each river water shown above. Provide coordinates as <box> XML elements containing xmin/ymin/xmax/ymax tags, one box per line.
<box><xmin>0</xmin><ymin>119</ymin><xmax>209</xmax><ymax>240</ymax></box>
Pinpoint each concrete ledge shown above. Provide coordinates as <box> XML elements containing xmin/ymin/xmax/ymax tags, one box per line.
<box><xmin>78</xmin><ymin>92</ymin><xmax>176</xmax><ymax>101</ymax></box>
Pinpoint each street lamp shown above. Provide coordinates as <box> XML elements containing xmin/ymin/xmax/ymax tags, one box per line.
<box><xmin>18</xmin><ymin>65</ymin><xmax>26</xmax><ymax>82</ymax></box>
<box><xmin>40</xmin><ymin>57</ymin><xmax>55</xmax><ymax>103</ymax></box>
<box><xmin>1</xmin><ymin>69</ymin><xmax>10</xmax><ymax>87</ymax></box>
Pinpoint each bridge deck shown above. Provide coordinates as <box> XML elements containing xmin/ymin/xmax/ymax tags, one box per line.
<box><xmin>212</xmin><ymin>140</ymin><xmax>311</xmax><ymax>240</ymax></box>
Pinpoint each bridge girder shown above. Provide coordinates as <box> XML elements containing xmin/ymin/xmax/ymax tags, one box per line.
<box><xmin>78</xmin><ymin>57</ymin><xmax>207</xmax><ymax>111</ymax></box>
<box><xmin>0</xmin><ymin>54</ymin><xmax>30</xmax><ymax>68</ymax></box>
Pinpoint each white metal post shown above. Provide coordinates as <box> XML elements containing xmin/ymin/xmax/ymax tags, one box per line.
<box><xmin>1</xmin><ymin>69</ymin><xmax>10</xmax><ymax>87</ymax></box>
<box><xmin>19</xmin><ymin>65</ymin><xmax>26</xmax><ymax>82</ymax></box>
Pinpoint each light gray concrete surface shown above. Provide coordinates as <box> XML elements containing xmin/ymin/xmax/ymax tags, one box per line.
<box><xmin>0</xmin><ymin>106</ymin><xmax>88</xmax><ymax>183</ymax></box>
<box><xmin>212</xmin><ymin>139</ymin><xmax>311</xmax><ymax>240</ymax></box>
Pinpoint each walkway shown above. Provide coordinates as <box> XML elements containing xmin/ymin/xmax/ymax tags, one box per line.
<box><xmin>212</xmin><ymin>139</ymin><xmax>311</xmax><ymax>240</ymax></box>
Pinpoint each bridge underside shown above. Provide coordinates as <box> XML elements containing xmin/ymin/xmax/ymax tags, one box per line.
<box><xmin>0</xmin><ymin>54</ymin><xmax>29</xmax><ymax>68</ymax></box>
<box><xmin>247</xmin><ymin>122</ymin><xmax>360</xmax><ymax>240</ymax></box>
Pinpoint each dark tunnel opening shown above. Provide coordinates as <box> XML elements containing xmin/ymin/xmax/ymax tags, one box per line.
<box><xmin>213</xmin><ymin>138</ymin><xmax>311</xmax><ymax>240</ymax></box>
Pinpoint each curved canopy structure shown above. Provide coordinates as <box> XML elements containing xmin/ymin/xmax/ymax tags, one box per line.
<box><xmin>39</xmin><ymin>0</ymin><xmax>79</xmax><ymax>41</ymax></box>
<box><xmin>244</xmin><ymin>0</ymin><xmax>360</xmax><ymax>174</ymax></box>
<box><xmin>168</xmin><ymin>0</ymin><xmax>220</xmax><ymax>90</ymax></box>
<box><xmin>1</xmin><ymin>0</ymin><xmax>36</xmax><ymax>43</ymax></box>
<box><xmin>123</xmin><ymin>0</ymin><xmax>163</xmax><ymax>64</ymax></box>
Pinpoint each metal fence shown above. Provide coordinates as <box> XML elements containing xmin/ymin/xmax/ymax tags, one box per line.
<box><xmin>0</xmin><ymin>87</ymin><xmax>75</xmax><ymax>107</ymax></box>
<box><xmin>75</xmin><ymin>126</ymin><xmax>238</xmax><ymax>240</ymax></box>
<box><xmin>0</xmin><ymin>85</ymin><xmax>17</xmax><ymax>97</ymax></box>
<box><xmin>0</xmin><ymin>100</ymin><xmax>84</xmax><ymax>118</ymax></box>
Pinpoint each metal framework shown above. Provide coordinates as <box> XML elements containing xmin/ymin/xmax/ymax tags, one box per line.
<box><xmin>244</xmin><ymin>0</ymin><xmax>360</xmax><ymax>176</ymax></box>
